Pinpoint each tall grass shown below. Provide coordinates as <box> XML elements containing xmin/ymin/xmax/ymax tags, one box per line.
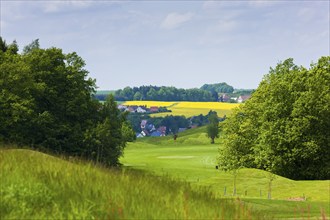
<box><xmin>0</xmin><ymin>149</ymin><xmax>265</xmax><ymax>219</ymax></box>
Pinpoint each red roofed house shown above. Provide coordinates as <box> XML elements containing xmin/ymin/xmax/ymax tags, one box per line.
<box><xmin>157</xmin><ymin>126</ymin><xmax>167</xmax><ymax>136</ymax></box>
<box><xmin>149</xmin><ymin>106</ymin><xmax>159</xmax><ymax>113</ymax></box>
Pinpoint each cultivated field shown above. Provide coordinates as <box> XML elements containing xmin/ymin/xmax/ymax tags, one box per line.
<box><xmin>123</xmin><ymin>101</ymin><xmax>240</xmax><ymax>117</ymax></box>
<box><xmin>121</xmin><ymin>127</ymin><xmax>330</xmax><ymax>219</ymax></box>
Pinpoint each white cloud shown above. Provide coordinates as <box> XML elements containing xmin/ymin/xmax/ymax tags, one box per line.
<box><xmin>248</xmin><ymin>0</ymin><xmax>279</xmax><ymax>8</ymax></box>
<box><xmin>161</xmin><ymin>12</ymin><xmax>194</xmax><ymax>30</ymax></box>
<box><xmin>42</xmin><ymin>1</ymin><xmax>93</xmax><ymax>13</ymax></box>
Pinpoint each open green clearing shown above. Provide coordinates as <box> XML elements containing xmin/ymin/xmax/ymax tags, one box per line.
<box><xmin>121</xmin><ymin>127</ymin><xmax>330</xmax><ymax>219</ymax></box>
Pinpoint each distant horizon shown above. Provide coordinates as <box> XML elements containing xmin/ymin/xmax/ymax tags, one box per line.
<box><xmin>95</xmin><ymin>83</ymin><xmax>256</xmax><ymax>91</ymax></box>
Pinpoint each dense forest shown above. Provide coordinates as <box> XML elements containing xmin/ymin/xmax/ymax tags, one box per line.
<box><xmin>218</xmin><ymin>57</ymin><xmax>330</xmax><ymax>180</ymax></box>
<box><xmin>0</xmin><ymin>38</ymin><xmax>134</xmax><ymax>166</ymax></box>
<box><xmin>95</xmin><ymin>83</ymin><xmax>235</xmax><ymax>102</ymax></box>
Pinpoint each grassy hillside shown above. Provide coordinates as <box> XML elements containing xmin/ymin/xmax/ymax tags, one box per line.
<box><xmin>123</xmin><ymin>101</ymin><xmax>240</xmax><ymax>117</ymax></box>
<box><xmin>121</xmin><ymin>128</ymin><xmax>330</xmax><ymax>219</ymax></box>
<box><xmin>0</xmin><ymin>148</ymin><xmax>264</xmax><ymax>219</ymax></box>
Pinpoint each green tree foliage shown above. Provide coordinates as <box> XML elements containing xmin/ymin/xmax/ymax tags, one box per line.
<box><xmin>23</xmin><ymin>39</ymin><xmax>40</xmax><ymax>54</ymax></box>
<box><xmin>121</xmin><ymin>122</ymin><xmax>136</xmax><ymax>142</ymax></box>
<box><xmin>0</xmin><ymin>39</ymin><xmax>129</xmax><ymax>166</ymax></box>
<box><xmin>133</xmin><ymin>91</ymin><xmax>142</xmax><ymax>100</ymax></box>
<box><xmin>218</xmin><ymin>57</ymin><xmax>330</xmax><ymax>180</ymax></box>
<box><xmin>206</xmin><ymin>111</ymin><xmax>219</xmax><ymax>144</ymax></box>
<box><xmin>161</xmin><ymin>115</ymin><xmax>190</xmax><ymax>134</ymax></box>
<box><xmin>201</xmin><ymin>82</ymin><xmax>234</xmax><ymax>93</ymax></box>
<box><xmin>0</xmin><ymin>37</ymin><xmax>8</xmax><ymax>52</ymax></box>
<box><xmin>84</xmin><ymin>95</ymin><xmax>127</xmax><ymax>166</ymax></box>
<box><xmin>114</xmin><ymin>85</ymin><xmax>221</xmax><ymax>101</ymax></box>
<box><xmin>0</xmin><ymin>37</ymin><xmax>18</xmax><ymax>54</ymax></box>
<box><xmin>0</xmin><ymin>46</ymin><xmax>36</xmax><ymax>143</ymax></box>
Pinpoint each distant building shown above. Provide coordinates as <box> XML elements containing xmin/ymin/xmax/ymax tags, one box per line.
<box><xmin>147</xmin><ymin>124</ymin><xmax>156</xmax><ymax>132</ymax></box>
<box><xmin>141</xmin><ymin>130</ymin><xmax>149</xmax><ymax>137</ymax></box>
<box><xmin>136</xmin><ymin>106</ymin><xmax>147</xmax><ymax>113</ymax></box>
<box><xmin>237</xmin><ymin>95</ymin><xmax>251</xmax><ymax>103</ymax></box>
<box><xmin>136</xmin><ymin>133</ymin><xmax>144</xmax><ymax>138</ymax></box>
<box><xmin>141</xmin><ymin>120</ymin><xmax>148</xmax><ymax>129</ymax></box>
<box><xmin>219</xmin><ymin>94</ymin><xmax>230</xmax><ymax>102</ymax></box>
<box><xmin>149</xmin><ymin>106</ymin><xmax>159</xmax><ymax>113</ymax></box>
<box><xmin>157</xmin><ymin>126</ymin><xmax>167</xmax><ymax>136</ymax></box>
<box><xmin>127</xmin><ymin>106</ymin><xmax>138</xmax><ymax>113</ymax></box>
<box><xmin>118</xmin><ymin>105</ymin><xmax>128</xmax><ymax>111</ymax></box>
<box><xmin>150</xmin><ymin>131</ymin><xmax>162</xmax><ymax>137</ymax></box>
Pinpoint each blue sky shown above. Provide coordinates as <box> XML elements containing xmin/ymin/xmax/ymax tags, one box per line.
<box><xmin>1</xmin><ymin>0</ymin><xmax>329</xmax><ymax>90</ymax></box>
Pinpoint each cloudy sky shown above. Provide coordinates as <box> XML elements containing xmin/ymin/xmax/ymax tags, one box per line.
<box><xmin>1</xmin><ymin>0</ymin><xmax>329</xmax><ymax>90</ymax></box>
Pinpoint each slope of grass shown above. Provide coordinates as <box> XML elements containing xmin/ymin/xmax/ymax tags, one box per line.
<box><xmin>121</xmin><ymin>130</ymin><xmax>330</xmax><ymax>219</ymax></box>
<box><xmin>0</xmin><ymin>148</ymin><xmax>264</xmax><ymax>219</ymax></box>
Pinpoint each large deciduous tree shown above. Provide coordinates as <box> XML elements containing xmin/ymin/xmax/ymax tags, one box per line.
<box><xmin>0</xmin><ymin>39</ymin><xmax>131</xmax><ymax>166</ymax></box>
<box><xmin>218</xmin><ymin>57</ymin><xmax>330</xmax><ymax>180</ymax></box>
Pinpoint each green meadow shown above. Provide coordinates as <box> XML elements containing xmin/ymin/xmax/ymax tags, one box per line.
<box><xmin>121</xmin><ymin>126</ymin><xmax>330</xmax><ymax>219</ymax></box>
<box><xmin>1</xmin><ymin>127</ymin><xmax>328</xmax><ymax>219</ymax></box>
<box><xmin>0</xmin><ymin>148</ymin><xmax>263</xmax><ymax>219</ymax></box>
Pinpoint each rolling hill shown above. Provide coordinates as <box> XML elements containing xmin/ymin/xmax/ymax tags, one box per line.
<box><xmin>0</xmin><ymin>148</ymin><xmax>262</xmax><ymax>219</ymax></box>
<box><xmin>121</xmin><ymin>127</ymin><xmax>330</xmax><ymax>219</ymax></box>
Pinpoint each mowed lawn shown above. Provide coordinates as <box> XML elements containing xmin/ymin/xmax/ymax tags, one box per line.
<box><xmin>120</xmin><ymin>129</ymin><xmax>330</xmax><ymax>219</ymax></box>
<box><xmin>122</xmin><ymin>101</ymin><xmax>240</xmax><ymax>117</ymax></box>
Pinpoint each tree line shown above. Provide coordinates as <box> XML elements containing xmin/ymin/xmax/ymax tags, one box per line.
<box><xmin>218</xmin><ymin>57</ymin><xmax>330</xmax><ymax>180</ymax></box>
<box><xmin>112</xmin><ymin>83</ymin><xmax>234</xmax><ymax>101</ymax></box>
<box><xmin>0</xmin><ymin>38</ymin><xmax>134</xmax><ymax>166</ymax></box>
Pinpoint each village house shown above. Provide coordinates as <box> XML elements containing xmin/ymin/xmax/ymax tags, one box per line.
<box><xmin>219</xmin><ymin>94</ymin><xmax>230</xmax><ymax>102</ymax></box>
<box><xmin>149</xmin><ymin>106</ymin><xmax>159</xmax><ymax>113</ymax></box>
<box><xmin>237</xmin><ymin>95</ymin><xmax>251</xmax><ymax>103</ymax></box>
<box><xmin>136</xmin><ymin>106</ymin><xmax>147</xmax><ymax>113</ymax></box>
<box><xmin>140</xmin><ymin>120</ymin><xmax>148</xmax><ymax>129</ymax></box>
<box><xmin>157</xmin><ymin>126</ymin><xmax>167</xmax><ymax>136</ymax></box>
<box><xmin>127</xmin><ymin>105</ymin><xmax>138</xmax><ymax>113</ymax></box>
<box><xmin>147</xmin><ymin>124</ymin><xmax>156</xmax><ymax>132</ymax></box>
<box><xmin>117</xmin><ymin>105</ymin><xmax>128</xmax><ymax>111</ymax></box>
<box><xmin>141</xmin><ymin>129</ymin><xmax>149</xmax><ymax>137</ymax></box>
<box><xmin>150</xmin><ymin>130</ymin><xmax>162</xmax><ymax>137</ymax></box>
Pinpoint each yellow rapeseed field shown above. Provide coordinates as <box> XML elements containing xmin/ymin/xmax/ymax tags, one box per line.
<box><xmin>175</xmin><ymin>102</ymin><xmax>240</xmax><ymax>110</ymax></box>
<box><xmin>122</xmin><ymin>101</ymin><xmax>240</xmax><ymax>117</ymax></box>
<box><xmin>123</xmin><ymin>101</ymin><xmax>177</xmax><ymax>107</ymax></box>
